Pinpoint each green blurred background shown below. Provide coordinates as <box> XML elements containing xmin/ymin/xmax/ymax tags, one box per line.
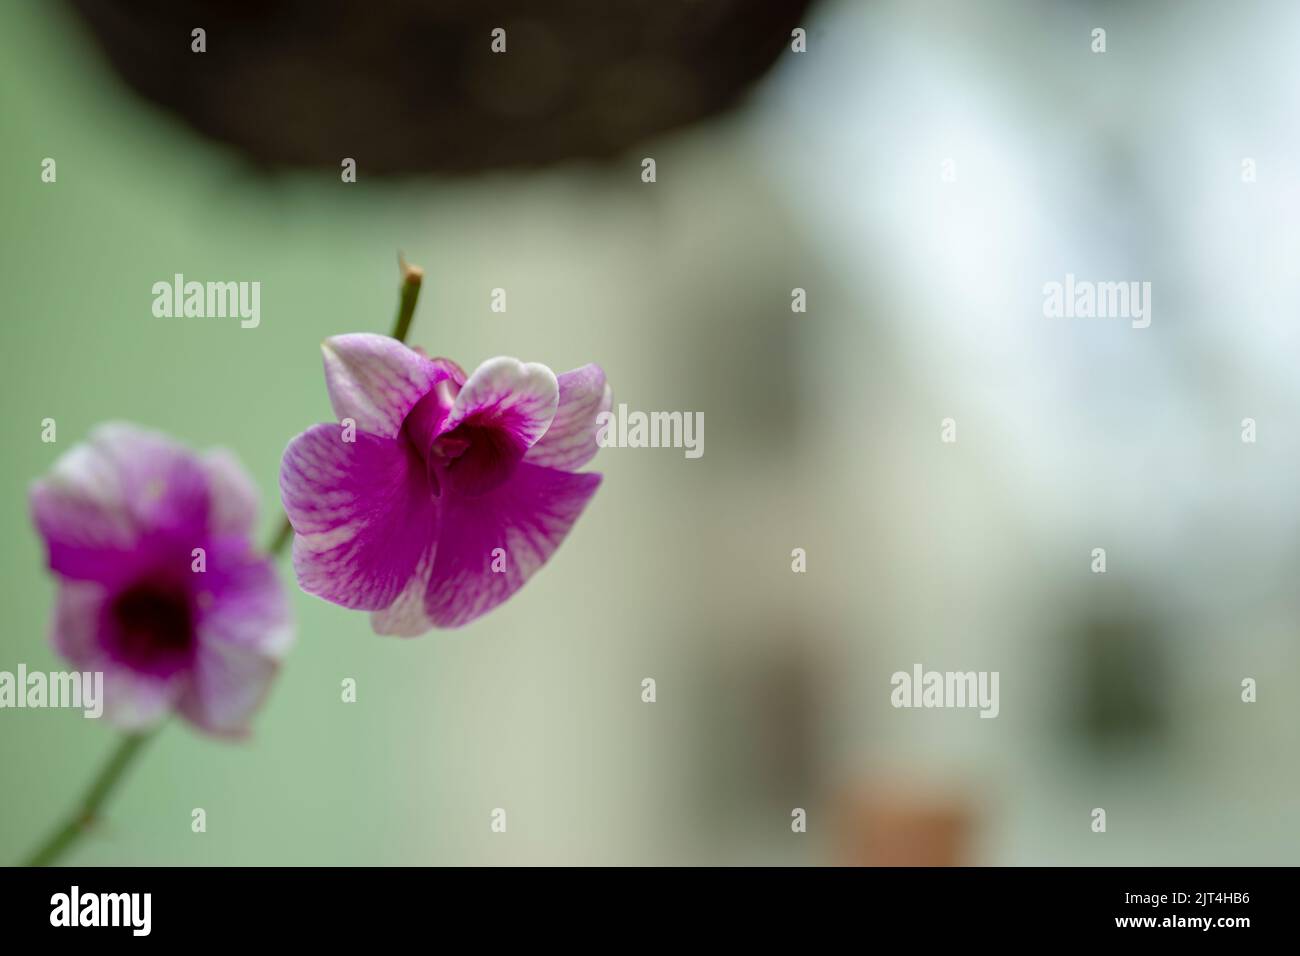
<box><xmin>3</xmin><ymin>0</ymin><xmax>1299</xmax><ymax>865</ymax></box>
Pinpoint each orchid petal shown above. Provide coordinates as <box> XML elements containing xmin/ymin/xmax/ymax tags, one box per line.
<box><xmin>442</xmin><ymin>356</ymin><xmax>559</xmax><ymax>449</ymax></box>
<box><xmin>423</xmin><ymin>463</ymin><xmax>601</xmax><ymax>628</ymax></box>
<box><xmin>30</xmin><ymin>423</ymin><xmax>206</xmax><ymax>585</ymax></box>
<box><xmin>101</xmin><ymin>665</ymin><xmax>186</xmax><ymax>730</ymax></box>
<box><xmin>525</xmin><ymin>364</ymin><xmax>612</xmax><ymax>472</ymax></box>
<box><xmin>322</xmin><ymin>333</ymin><xmax>448</xmax><ymax>439</ymax></box>
<box><xmin>49</xmin><ymin>580</ymin><xmax>109</xmax><ymax>667</ymax></box>
<box><xmin>370</xmin><ymin>544</ymin><xmax>437</xmax><ymax>636</ymax></box>
<box><xmin>177</xmin><ymin>641</ymin><xmax>279</xmax><ymax>737</ymax></box>
<box><xmin>281</xmin><ymin>424</ymin><xmax>436</xmax><ymax>610</ymax></box>
<box><xmin>199</xmin><ymin>551</ymin><xmax>294</xmax><ymax>657</ymax></box>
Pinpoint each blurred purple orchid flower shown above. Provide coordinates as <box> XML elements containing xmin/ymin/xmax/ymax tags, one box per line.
<box><xmin>29</xmin><ymin>424</ymin><xmax>293</xmax><ymax>735</ymax></box>
<box><xmin>279</xmin><ymin>334</ymin><xmax>609</xmax><ymax>632</ymax></box>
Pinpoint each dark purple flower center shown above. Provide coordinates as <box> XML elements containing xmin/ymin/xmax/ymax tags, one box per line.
<box><xmin>105</xmin><ymin>580</ymin><xmax>196</xmax><ymax>677</ymax></box>
<box><xmin>403</xmin><ymin>382</ymin><xmax>525</xmax><ymax>499</ymax></box>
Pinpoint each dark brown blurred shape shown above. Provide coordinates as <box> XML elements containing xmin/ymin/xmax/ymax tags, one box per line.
<box><xmin>64</xmin><ymin>0</ymin><xmax>815</xmax><ymax>175</ymax></box>
<box><xmin>838</xmin><ymin>784</ymin><xmax>973</xmax><ymax>866</ymax></box>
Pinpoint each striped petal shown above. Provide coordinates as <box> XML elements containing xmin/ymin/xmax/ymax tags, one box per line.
<box><xmin>525</xmin><ymin>364</ymin><xmax>611</xmax><ymax>472</ymax></box>
<box><xmin>322</xmin><ymin>334</ymin><xmax>448</xmax><ymax>439</ymax></box>
<box><xmin>442</xmin><ymin>356</ymin><xmax>559</xmax><ymax>449</ymax></box>
<box><xmin>423</xmin><ymin>463</ymin><xmax>601</xmax><ymax>628</ymax></box>
<box><xmin>280</xmin><ymin>424</ymin><xmax>436</xmax><ymax>610</ymax></box>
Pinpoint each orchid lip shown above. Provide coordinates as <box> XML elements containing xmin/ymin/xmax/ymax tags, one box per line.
<box><xmin>430</xmin><ymin>422</ymin><xmax>526</xmax><ymax>497</ymax></box>
<box><xmin>400</xmin><ymin>380</ymin><xmax>526</xmax><ymax>499</ymax></box>
<box><xmin>102</xmin><ymin>578</ymin><xmax>197</xmax><ymax>678</ymax></box>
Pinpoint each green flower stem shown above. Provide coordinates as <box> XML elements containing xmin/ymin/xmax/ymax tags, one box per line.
<box><xmin>390</xmin><ymin>254</ymin><xmax>425</xmax><ymax>347</ymax></box>
<box><xmin>264</xmin><ymin>255</ymin><xmax>423</xmax><ymax>559</ymax></box>
<box><xmin>22</xmin><ymin>732</ymin><xmax>154</xmax><ymax>866</ymax></box>
<box><xmin>22</xmin><ymin>257</ymin><xmax>425</xmax><ymax>866</ymax></box>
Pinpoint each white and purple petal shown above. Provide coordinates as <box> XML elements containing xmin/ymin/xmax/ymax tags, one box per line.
<box><xmin>441</xmin><ymin>356</ymin><xmax>559</xmax><ymax>450</ymax></box>
<box><xmin>322</xmin><ymin>334</ymin><xmax>448</xmax><ymax>439</ymax></box>
<box><xmin>30</xmin><ymin>423</ymin><xmax>206</xmax><ymax>585</ymax></box>
<box><xmin>525</xmin><ymin>364</ymin><xmax>612</xmax><ymax>472</ymax></box>
<box><xmin>280</xmin><ymin>424</ymin><xmax>437</xmax><ymax>610</ymax></box>
<box><xmin>422</xmin><ymin>463</ymin><xmax>601</xmax><ymax>628</ymax></box>
<box><xmin>197</xmin><ymin>547</ymin><xmax>294</xmax><ymax>657</ymax></box>
<box><xmin>49</xmin><ymin>580</ymin><xmax>111</xmax><ymax>668</ymax></box>
<box><xmin>370</xmin><ymin>544</ymin><xmax>438</xmax><ymax>637</ymax></box>
<box><xmin>101</xmin><ymin>664</ymin><xmax>188</xmax><ymax>731</ymax></box>
<box><xmin>177</xmin><ymin>640</ymin><xmax>280</xmax><ymax>737</ymax></box>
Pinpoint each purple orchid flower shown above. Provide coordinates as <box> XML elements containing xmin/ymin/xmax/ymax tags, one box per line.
<box><xmin>279</xmin><ymin>334</ymin><xmax>610</xmax><ymax>632</ymax></box>
<box><xmin>29</xmin><ymin>424</ymin><xmax>293</xmax><ymax>735</ymax></box>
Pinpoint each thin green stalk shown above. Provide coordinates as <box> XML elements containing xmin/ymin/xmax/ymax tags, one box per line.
<box><xmin>267</xmin><ymin>515</ymin><xmax>294</xmax><ymax>557</ymax></box>
<box><xmin>22</xmin><ymin>732</ymin><xmax>154</xmax><ymax>866</ymax></box>
<box><xmin>391</xmin><ymin>254</ymin><xmax>424</xmax><ymax>345</ymax></box>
